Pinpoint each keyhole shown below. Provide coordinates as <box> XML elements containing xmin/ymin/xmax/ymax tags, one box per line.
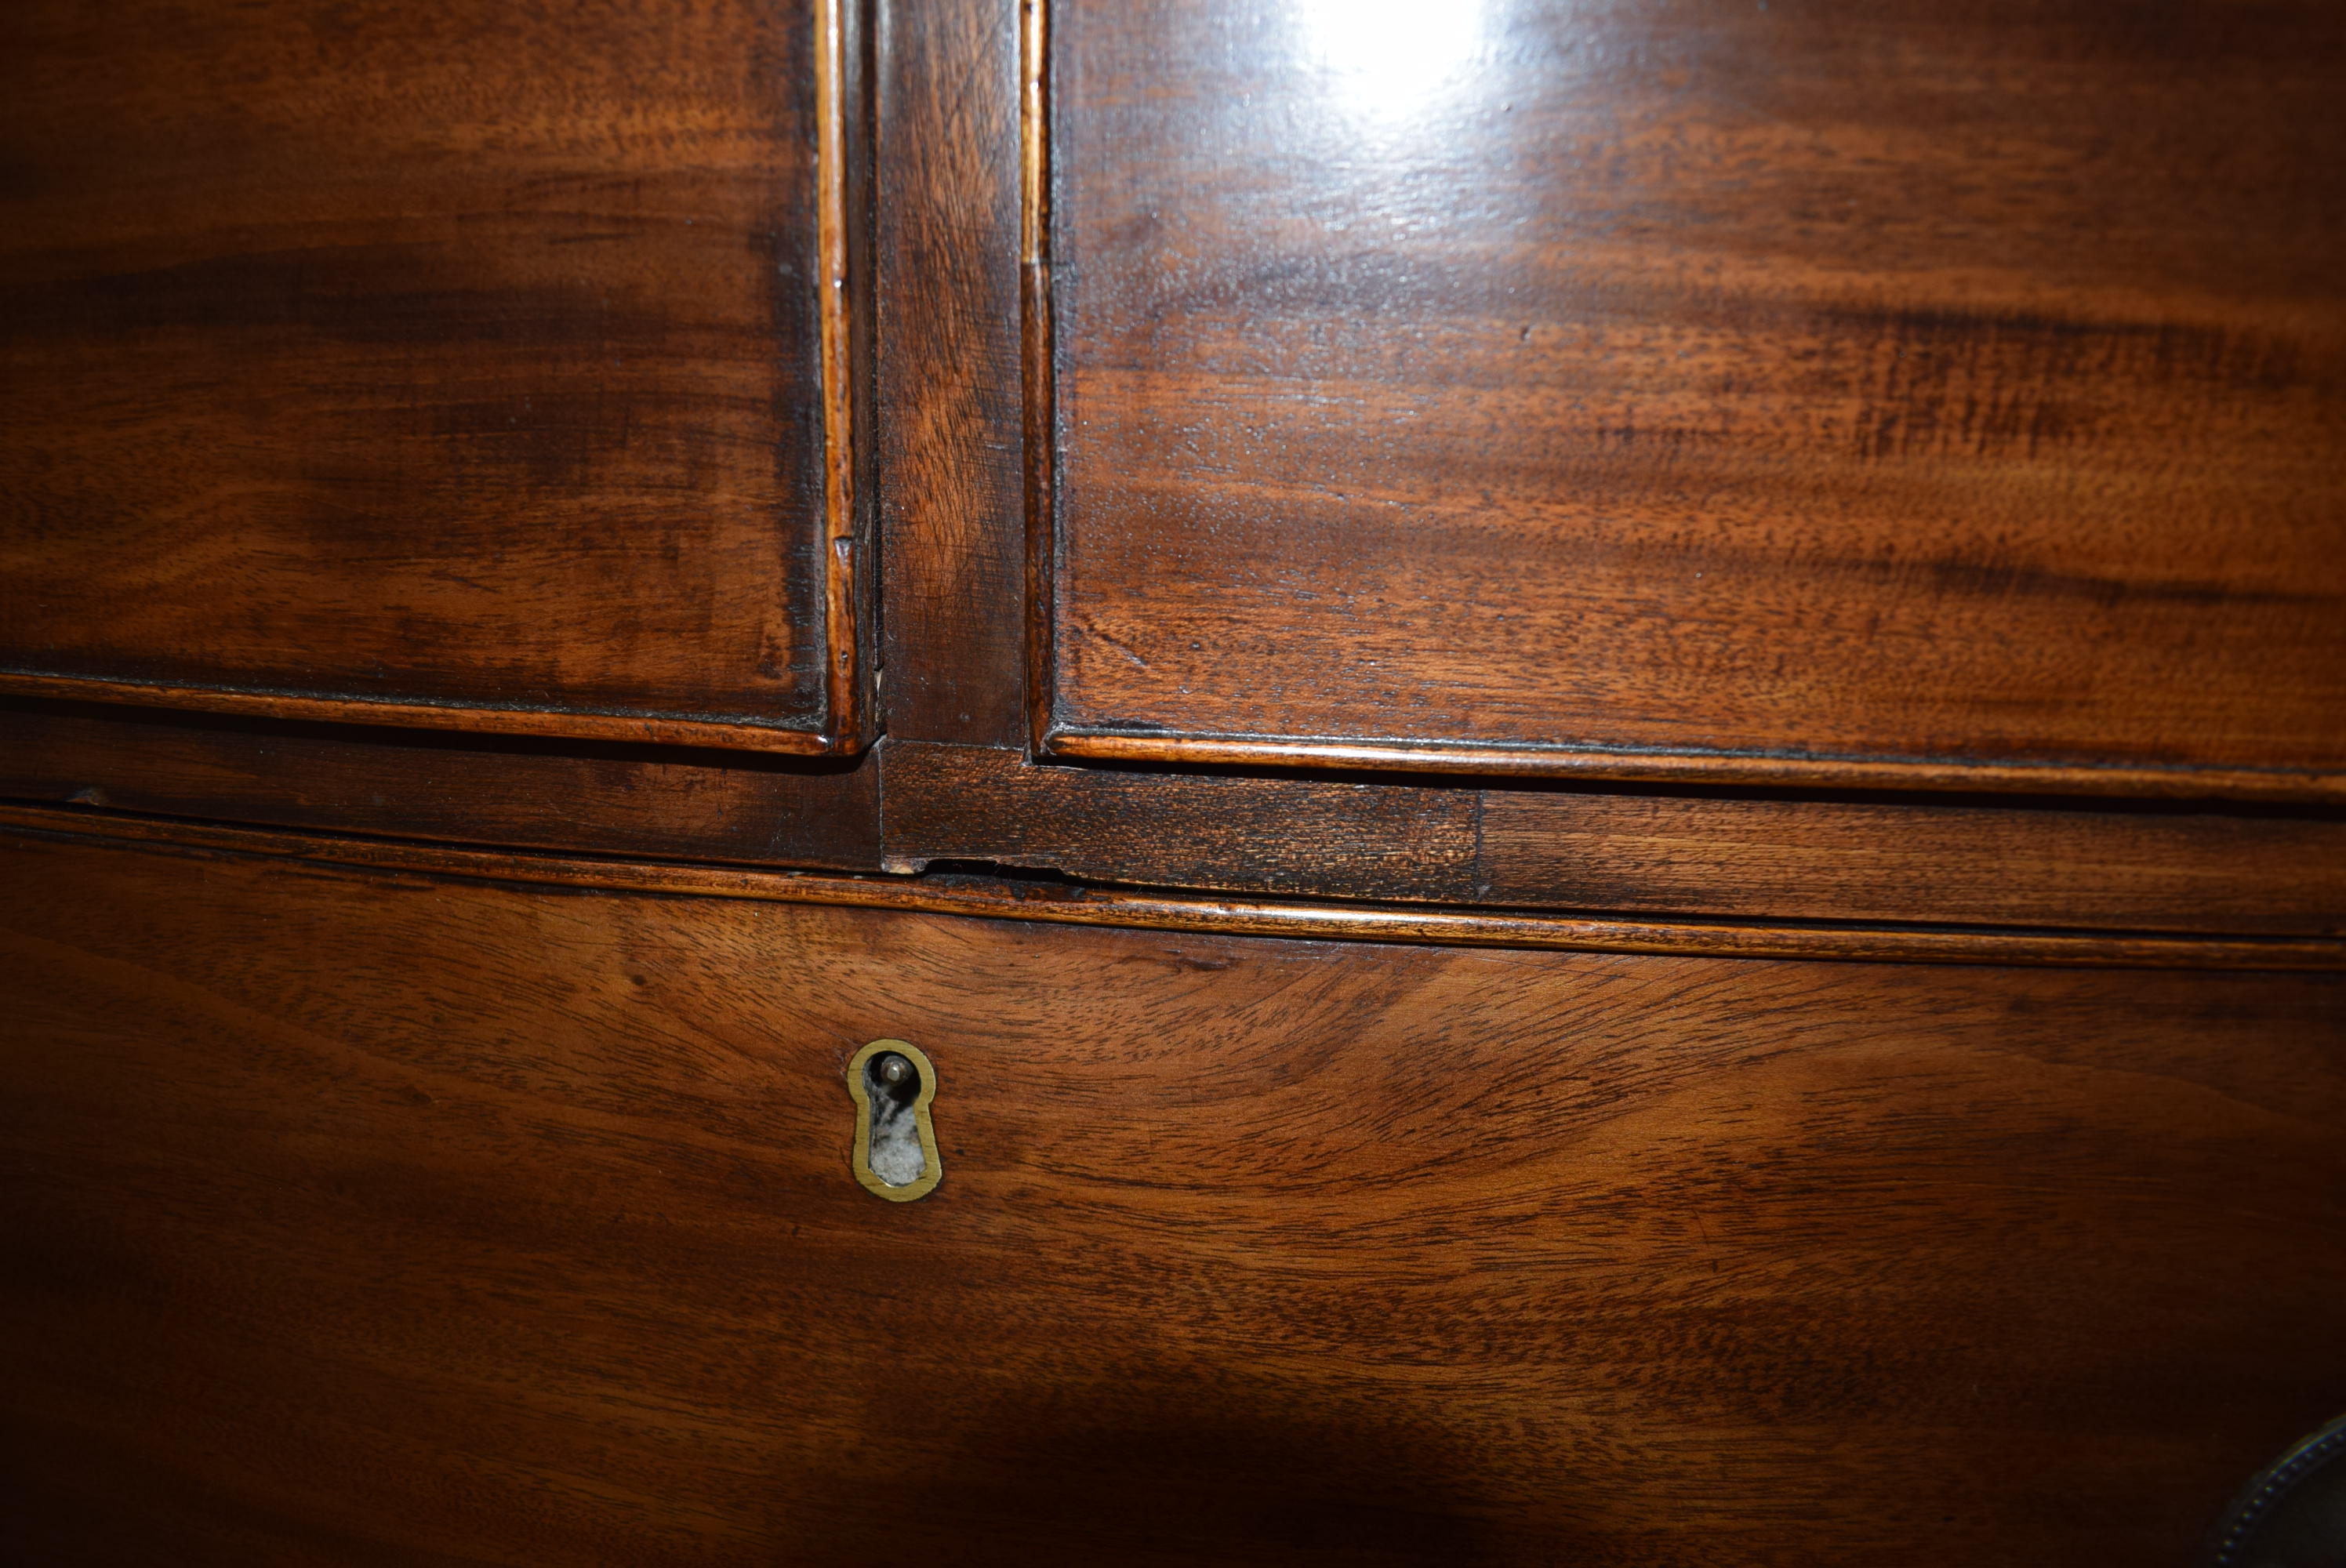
<box><xmin>864</xmin><ymin>1051</ymin><xmax>923</xmax><ymax>1184</ymax></box>
<box><xmin>846</xmin><ymin>1040</ymin><xmax>942</xmax><ymax>1201</ymax></box>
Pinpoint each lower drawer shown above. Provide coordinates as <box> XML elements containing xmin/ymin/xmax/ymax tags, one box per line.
<box><xmin>2</xmin><ymin>826</ymin><xmax>2339</xmax><ymax>1564</ymax></box>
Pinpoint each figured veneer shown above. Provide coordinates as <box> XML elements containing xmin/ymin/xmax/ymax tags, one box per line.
<box><xmin>0</xmin><ymin>0</ymin><xmax>872</xmax><ymax>752</ymax></box>
<box><xmin>2</xmin><ymin>826</ymin><xmax>2339</xmax><ymax>1563</ymax></box>
<box><xmin>1036</xmin><ymin>0</ymin><xmax>2346</xmax><ymax>800</ymax></box>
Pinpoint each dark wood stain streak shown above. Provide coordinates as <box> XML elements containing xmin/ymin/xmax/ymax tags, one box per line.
<box><xmin>2</xmin><ymin>828</ymin><xmax>2340</xmax><ymax>1563</ymax></box>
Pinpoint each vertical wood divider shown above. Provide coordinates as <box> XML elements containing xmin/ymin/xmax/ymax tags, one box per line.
<box><xmin>815</xmin><ymin>0</ymin><xmax>868</xmax><ymax>747</ymax></box>
<box><xmin>875</xmin><ymin>0</ymin><xmax>1030</xmax><ymax>748</ymax></box>
<box><xmin>1019</xmin><ymin>0</ymin><xmax>1058</xmax><ymax>757</ymax></box>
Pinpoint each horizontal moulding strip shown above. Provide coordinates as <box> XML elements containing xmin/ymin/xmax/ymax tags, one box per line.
<box><xmin>0</xmin><ymin>673</ymin><xmax>854</xmax><ymax>756</ymax></box>
<box><xmin>1044</xmin><ymin>729</ymin><xmax>2346</xmax><ymax>806</ymax></box>
<box><xmin>3</xmin><ymin>803</ymin><xmax>2341</xmax><ymax>972</ymax></box>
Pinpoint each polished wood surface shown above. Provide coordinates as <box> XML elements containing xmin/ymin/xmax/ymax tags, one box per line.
<box><xmin>877</xmin><ymin>0</ymin><xmax>1032</xmax><ymax>749</ymax></box>
<box><xmin>3</xmin><ymin>827</ymin><xmax>2340</xmax><ymax>1563</ymax></box>
<box><xmin>12</xmin><ymin>699</ymin><xmax>2343</xmax><ymax>945</ymax></box>
<box><xmin>882</xmin><ymin>741</ymin><xmax>2346</xmax><ymax>937</ymax></box>
<box><xmin>1042</xmin><ymin>0</ymin><xmax>2346</xmax><ymax>798</ymax></box>
<box><xmin>815</xmin><ymin>0</ymin><xmax>877</xmax><ymax>749</ymax></box>
<box><xmin>0</xmin><ymin>700</ymin><xmax>881</xmax><ymax>870</ymax></box>
<box><xmin>10</xmin><ymin>804</ymin><xmax>2343</xmax><ymax>976</ymax></box>
<box><xmin>8</xmin><ymin>1</ymin><xmax>2344</xmax><ymax>1559</ymax></box>
<box><xmin>0</xmin><ymin>0</ymin><xmax>867</xmax><ymax>750</ymax></box>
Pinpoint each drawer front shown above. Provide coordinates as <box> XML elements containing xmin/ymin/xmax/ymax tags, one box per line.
<box><xmin>3</xmin><ymin>826</ymin><xmax>2340</xmax><ymax>1564</ymax></box>
<box><xmin>1038</xmin><ymin>0</ymin><xmax>2346</xmax><ymax>798</ymax></box>
<box><xmin>0</xmin><ymin>0</ymin><xmax>867</xmax><ymax>752</ymax></box>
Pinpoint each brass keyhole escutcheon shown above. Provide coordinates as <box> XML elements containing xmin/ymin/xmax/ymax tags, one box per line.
<box><xmin>845</xmin><ymin>1039</ymin><xmax>942</xmax><ymax>1201</ymax></box>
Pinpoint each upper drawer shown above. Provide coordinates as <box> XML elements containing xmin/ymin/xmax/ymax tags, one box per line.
<box><xmin>1037</xmin><ymin>0</ymin><xmax>2346</xmax><ymax>800</ymax></box>
<box><xmin>0</xmin><ymin>0</ymin><xmax>867</xmax><ymax>752</ymax></box>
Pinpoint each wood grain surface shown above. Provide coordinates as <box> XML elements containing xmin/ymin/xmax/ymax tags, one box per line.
<box><xmin>1044</xmin><ymin>0</ymin><xmax>2346</xmax><ymax>797</ymax></box>
<box><xmin>881</xmin><ymin>741</ymin><xmax>2346</xmax><ymax>937</ymax></box>
<box><xmin>9</xmin><ymin>8</ymin><xmax>2343</xmax><ymax>1566</ymax></box>
<box><xmin>0</xmin><ymin>699</ymin><xmax>881</xmax><ymax>870</ymax></box>
<box><xmin>0</xmin><ymin>0</ymin><xmax>863</xmax><ymax>750</ymax></box>
<box><xmin>9</xmin><ymin>699</ymin><xmax>2340</xmax><ymax>946</ymax></box>
<box><xmin>2</xmin><ymin>827</ymin><xmax>2341</xmax><ymax>1565</ymax></box>
<box><xmin>876</xmin><ymin>0</ymin><xmax>1032</xmax><ymax>747</ymax></box>
<box><xmin>13</xmin><ymin>802</ymin><xmax>2344</xmax><ymax>972</ymax></box>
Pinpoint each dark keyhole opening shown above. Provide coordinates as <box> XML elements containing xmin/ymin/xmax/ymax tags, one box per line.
<box><xmin>864</xmin><ymin>1051</ymin><xmax>927</xmax><ymax>1186</ymax></box>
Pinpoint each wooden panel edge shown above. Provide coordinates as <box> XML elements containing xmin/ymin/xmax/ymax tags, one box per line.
<box><xmin>1020</xmin><ymin>0</ymin><xmax>1057</xmax><ymax>757</ymax></box>
<box><xmin>816</xmin><ymin>0</ymin><xmax>872</xmax><ymax>748</ymax></box>
<box><xmin>0</xmin><ymin>698</ymin><xmax>884</xmax><ymax>870</ymax></box>
<box><xmin>1046</xmin><ymin>729</ymin><xmax>2346</xmax><ymax>806</ymax></box>
<box><xmin>0</xmin><ymin>674</ymin><xmax>845</xmax><ymax>754</ymax></box>
<box><xmin>5</xmin><ymin>803</ymin><xmax>2339</xmax><ymax>971</ymax></box>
